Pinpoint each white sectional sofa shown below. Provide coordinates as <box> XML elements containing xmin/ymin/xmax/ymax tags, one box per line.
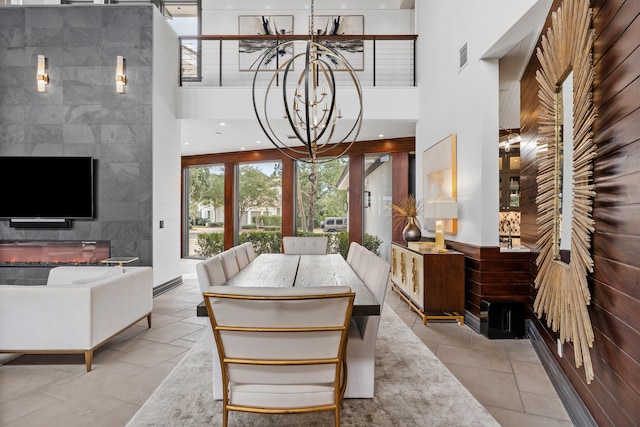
<box><xmin>0</xmin><ymin>266</ymin><xmax>153</xmax><ymax>371</ymax></box>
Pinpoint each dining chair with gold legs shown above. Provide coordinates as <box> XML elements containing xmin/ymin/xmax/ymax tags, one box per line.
<box><xmin>203</xmin><ymin>286</ymin><xmax>355</xmax><ymax>427</ymax></box>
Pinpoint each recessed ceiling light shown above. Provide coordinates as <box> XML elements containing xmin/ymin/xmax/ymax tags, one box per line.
<box><xmin>241</xmin><ymin>147</ymin><xmax>246</xmax><ymax>150</ymax></box>
<box><xmin>378</xmin><ymin>134</ymin><xmax>384</xmax><ymax>138</ymax></box>
<box><xmin>219</xmin><ymin>122</ymin><xmax>226</xmax><ymax>126</ymax></box>
<box><xmin>184</xmin><ymin>142</ymin><xmax>189</xmax><ymax>145</ymax></box>
<box><xmin>256</xmin><ymin>140</ymin><xmax>261</xmax><ymax>144</ymax></box>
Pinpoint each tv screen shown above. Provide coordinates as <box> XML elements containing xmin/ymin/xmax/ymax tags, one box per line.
<box><xmin>0</xmin><ymin>156</ymin><xmax>95</xmax><ymax>219</ymax></box>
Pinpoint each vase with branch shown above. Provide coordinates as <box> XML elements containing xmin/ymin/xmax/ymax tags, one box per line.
<box><xmin>392</xmin><ymin>194</ymin><xmax>423</xmax><ymax>242</ymax></box>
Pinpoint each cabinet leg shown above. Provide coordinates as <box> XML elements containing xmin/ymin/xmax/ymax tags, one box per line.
<box><xmin>392</xmin><ymin>284</ymin><xmax>465</xmax><ymax>326</ymax></box>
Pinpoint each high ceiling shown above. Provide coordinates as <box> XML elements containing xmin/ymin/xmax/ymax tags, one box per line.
<box><xmin>170</xmin><ymin>0</ymin><xmax>537</xmax><ymax>156</ymax></box>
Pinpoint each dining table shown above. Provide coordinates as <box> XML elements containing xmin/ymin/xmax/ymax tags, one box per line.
<box><xmin>224</xmin><ymin>253</ymin><xmax>380</xmax><ymax>317</ymax></box>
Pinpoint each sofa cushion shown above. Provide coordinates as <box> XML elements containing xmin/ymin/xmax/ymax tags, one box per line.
<box><xmin>47</xmin><ymin>266</ymin><xmax>123</xmax><ymax>286</ymax></box>
<box><xmin>71</xmin><ymin>266</ymin><xmax>124</xmax><ymax>285</ymax></box>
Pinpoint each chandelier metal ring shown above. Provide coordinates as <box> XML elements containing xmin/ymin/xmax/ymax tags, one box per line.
<box><xmin>252</xmin><ymin>39</ymin><xmax>363</xmax><ymax>164</ymax></box>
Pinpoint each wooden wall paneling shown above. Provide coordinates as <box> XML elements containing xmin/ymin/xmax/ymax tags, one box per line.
<box><xmin>348</xmin><ymin>153</ymin><xmax>364</xmax><ymax>245</ymax></box>
<box><xmin>391</xmin><ymin>152</ymin><xmax>409</xmax><ymax>244</ymax></box>
<box><xmin>592</xmin><ymin>232</ymin><xmax>640</xmax><ymax>268</ymax></box>
<box><xmin>594</xmin><ymin>25</ymin><xmax>640</xmax><ymax>104</ymax></box>
<box><xmin>590</xmin><ymin>334</ymin><xmax>640</xmax><ymax>405</ymax></box>
<box><xmin>281</xmin><ymin>157</ymin><xmax>294</xmax><ymax>238</ymax></box>
<box><xmin>594</xmin><ymin>140</ymin><xmax>640</xmax><ymax>196</ymax></box>
<box><xmin>592</xmin><ymin>1</ymin><xmax>640</xmax><ymax>70</ymax></box>
<box><xmin>594</xmin><ymin>200</ymin><xmax>640</xmax><ymax>234</ymax></box>
<box><xmin>596</xmin><ymin>74</ymin><xmax>640</xmax><ymax>127</ymax></box>
<box><xmin>587</xmin><ymin>329</ymin><xmax>639</xmax><ymax>427</ymax></box>
<box><xmin>531</xmin><ymin>315</ymin><xmax>617</xmax><ymax>427</ymax></box>
<box><xmin>591</xmin><ymin>0</ymin><xmax>626</xmax><ymax>41</ymax></box>
<box><xmin>591</xmin><ymin>280</ymin><xmax>640</xmax><ymax>343</ymax></box>
<box><xmin>592</xmin><ymin>255</ymin><xmax>640</xmax><ymax>299</ymax></box>
<box><xmin>445</xmin><ymin>242</ymin><xmax>533</xmax><ymax>320</ymax></box>
<box><xmin>595</xmin><ymin>107</ymin><xmax>640</xmax><ymax>158</ymax></box>
<box><xmin>224</xmin><ymin>162</ymin><xmax>235</xmax><ymax>249</ymax></box>
<box><xmin>518</xmin><ymin>48</ymin><xmax>541</xmax><ymax>251</ymax></box>
<box><xmin>181</xmin><ymin>138</ymin><xmax>415</xmax><ymax>167</ymax></box>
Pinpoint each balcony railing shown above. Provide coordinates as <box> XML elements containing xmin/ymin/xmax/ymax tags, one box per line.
<box><xmin>179</xmin><ymin>34</ymin><xmax>417</xmax><ymax>88</ymax></box>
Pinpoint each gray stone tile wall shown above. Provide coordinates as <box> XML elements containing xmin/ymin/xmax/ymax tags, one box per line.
<box><xmin>0</xmin><ymin>5</ymin><xmax>154</xmax><ymax>284</ymax></box>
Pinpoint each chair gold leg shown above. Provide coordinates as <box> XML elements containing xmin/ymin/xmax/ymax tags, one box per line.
<box><xmin>84</xmin><ymin>350</ymin><xmax>93</xmax><ymax>372</ymax></box>
<box><xmin>147</xmin><ymin>313</ymin><xmax>152</xmax><ymax>328</ymax></box>
<box><xmin>335</xmin><ymin>407</ymin><xmax>340</xmax><ymax>427</ymax></box>
<box><xmin>222</xmin><ymin>407</ymin><xmax>228</xmax><ymax>427</ymax></box>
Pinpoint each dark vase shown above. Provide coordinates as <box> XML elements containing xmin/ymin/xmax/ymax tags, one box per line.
<box><xmin>402</xmin><ymin>217</ymin><xmax>422</xmax><ymax>242</ymax></box>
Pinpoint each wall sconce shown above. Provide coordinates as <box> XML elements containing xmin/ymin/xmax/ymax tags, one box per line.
<box><xmin>425</xmin><ymin>197</ymin><xmax>458</xmax><ymax>252</ymax></box>
<box><xmin>115</xmin><ymin>55</ymin><xmax>126</xmax><ymax>93</ymax></box>
<box><xmin>36</xmin><ymin>55</ymin><xmax>48</xmax><ymax>92</ymax></box>
<box><xmin>364</xmin><ymin>191</ymin><xmax>371</xmax><ymax>208</ymax></box>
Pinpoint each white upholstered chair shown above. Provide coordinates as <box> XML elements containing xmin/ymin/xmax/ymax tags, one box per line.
<box><xmin>220</xmin><ymin>250</ymin><xmax>240</xmax><ymax>279</ymax></box>
<box><xmin>344</xmin><ymin>244</ymin><xmax>391</xmax><ymax>398</ymax></box>
<box><xmin>203</xmin><ymin>286</ymin><xmax>355</xmax><ymax>427</ymax></box>
<box><xmin>232</xmin><ymin>245</ymin><xmax>250</xmax><ymax>269</ymax></box>
<box><xmin>241</xmin><ymin>242</ymin><xmax>257</xmax><ymax>262</ymax></box>
<box><xmin>346</xmin><ymin>241</ymin><xmax>365</xmax><ymax>271</ymax></box>
<box><xmin>195</xmin><ymin>255</ymin><xmax>227</xmax><ymax>293</ymax></box>
<box><xmin>282</xmin><ymin>236</ymin><xmax>329</xmax><ymax>255</ymax></box>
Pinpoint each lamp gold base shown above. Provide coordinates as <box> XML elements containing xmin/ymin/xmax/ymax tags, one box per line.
<box><xmin>434</xmin><ymin>219</ymin><xmax>446</xmax><ymax>251</ymax></box>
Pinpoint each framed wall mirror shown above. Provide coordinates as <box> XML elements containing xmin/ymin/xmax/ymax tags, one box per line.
<box><xmin>533</xmin><ymin>0</ymin><xmax>597</xmax><ymax>383</ymax></box>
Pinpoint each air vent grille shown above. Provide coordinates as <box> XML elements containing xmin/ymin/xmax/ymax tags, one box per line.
<box><xmin>459</xmin><ymin>43</ymin><xmax>468</xmax><ymax>70</ymax></box>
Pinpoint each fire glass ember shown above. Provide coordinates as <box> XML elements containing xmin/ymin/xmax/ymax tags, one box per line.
<box><xmin>0</xmin><ymin>241</ymin><xmax>110</xmax><ymax>266</ymax></box>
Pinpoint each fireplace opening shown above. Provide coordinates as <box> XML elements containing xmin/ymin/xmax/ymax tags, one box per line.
<box><xmin>0</xmin><ymin>241</ymin><xmax>111</xmax><ymax>267</ymax></box>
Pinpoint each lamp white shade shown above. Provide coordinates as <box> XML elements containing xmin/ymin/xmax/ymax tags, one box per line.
<box><xmin>425</xmin><ymin>199</ymin><xmax>458</xmax><ymax>219</ymax></box>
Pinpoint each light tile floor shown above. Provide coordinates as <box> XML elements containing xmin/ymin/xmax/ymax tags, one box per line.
<box><xmin>0</xmin><ymin>259</ymin><xmax>574</xmax><ymax>426</ymax></box>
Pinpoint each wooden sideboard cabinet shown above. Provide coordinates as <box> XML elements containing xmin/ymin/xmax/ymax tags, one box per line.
<box><xmin>390</xmin><ymin>242</ymin><xmax>465</xmax><ymax>325</ymax></box>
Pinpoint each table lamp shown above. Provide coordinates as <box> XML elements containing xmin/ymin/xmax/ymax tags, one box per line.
<box><xmin>425</xmin><ymin>198</ymin><xmax>458</xmax><ymax>252</ymax></box>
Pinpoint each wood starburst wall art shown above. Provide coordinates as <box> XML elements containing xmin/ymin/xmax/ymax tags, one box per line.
<box><xmin>534</xmin><ymin>0</ymin><xmax>597</xmax><ymax>384</ymax></box>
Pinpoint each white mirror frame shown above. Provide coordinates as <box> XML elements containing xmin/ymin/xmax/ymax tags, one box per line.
<box><xmin>534</xmin><ymin>0</ymin><xmax>597</xmax><ymax>383</ymax></box>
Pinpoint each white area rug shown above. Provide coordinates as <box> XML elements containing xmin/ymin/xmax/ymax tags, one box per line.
<box><xmin>127</xmin><ymin>304</ymin><xmax>499</xmax><ymax>426</ymax></box>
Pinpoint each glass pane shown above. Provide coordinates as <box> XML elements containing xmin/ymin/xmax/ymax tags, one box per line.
<box><xmin>165</xmin><ymin>4</ymin><xmax>200</xmax><ymax>81</ymax></box>
<box><xmin>186</xmin><ymin>165</ymin><xmax>225</xmax><ymax>258</ymax></box>
<box><xmin>296</xmin><ymin>158</ymin><xmax>349</xmax><ymax>255</ymax></box>
<box><xmin>509</xmin><ymin>177</ymin><xmax>520</xmax><ymax>208</ymax></box>
<box><xmin>363</xmin><ymin>154</ymin><xmax>392</xmax><ymax>261</ymax></box>
<box><xmin>238</xmin><ymin>161</ymin><xmax>282</xmax><ymax>254</ymax></box>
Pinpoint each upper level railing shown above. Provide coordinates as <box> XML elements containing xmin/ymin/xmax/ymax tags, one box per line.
<box><xmin>179</xmin><ymin>34</ymin><xmax>417</xmax><ymax>88</ymax></box>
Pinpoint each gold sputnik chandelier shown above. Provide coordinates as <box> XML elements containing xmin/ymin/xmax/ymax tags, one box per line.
<box><xmin>252</xmin><ymin>0</ymin><xmax>363</xmax><ymax>164</ymax></box>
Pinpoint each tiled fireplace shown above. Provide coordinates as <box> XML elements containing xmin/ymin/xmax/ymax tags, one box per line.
<box><xmin>0</xmin><ymin>240</ymin><xmax>110</xmax><ymax>267</ymax></box>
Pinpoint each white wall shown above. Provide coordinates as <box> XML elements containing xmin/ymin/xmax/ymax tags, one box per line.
<box><xmin>152</xmin><ymin>10</ymin><xmax>182</xmax><ymax>287</ymax></box>
<box><xmin>415</xmin><ymin>0</ymin><xmax>546</xmax><ymax>247</ymax></box>
<box><xmin>364</xmin><ymin>159</ymin><xmax>393</xmax><ymax>261</ymax></box>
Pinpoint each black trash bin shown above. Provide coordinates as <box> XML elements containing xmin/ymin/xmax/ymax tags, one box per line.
<box><xmin>480</xmin><ymin>300</ymin><xmax>525</xmax><ymax>339</ymax></box>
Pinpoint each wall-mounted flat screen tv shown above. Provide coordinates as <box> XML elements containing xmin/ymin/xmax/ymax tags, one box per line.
<box><xmin>0</xmin><ymin>156</ymin><xmax>95</xmax><ymax>219</ymax></box>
